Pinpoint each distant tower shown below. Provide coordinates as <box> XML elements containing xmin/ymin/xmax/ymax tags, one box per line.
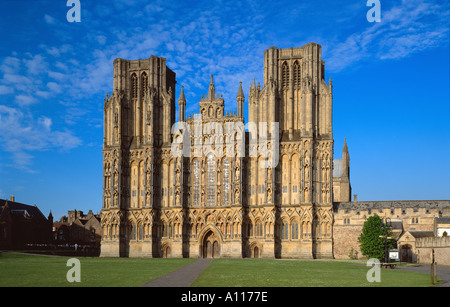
<box><xmin>342</xmin><ymin>138</ymin><xmax>350</xmax><ymax>179</ymax></box>
<box><xmin>236</xmin><ymin>81</ymin><xmax>244</xmax><ymax>117</ymax></box>
<box><xmin>208</xmin><ymin>74</ymin><xmax>215</xmax><ymax>99</ymax></box>
<box><xmin>332</xmin><ymin>138</ymin><xmax>352</xmax><ymax>203</ymax></box>
<box><xmin>178</xmin><ymin>85</ymin><xmax>186</xmax><ymax>122</ymax></box>
<box><xmin>341</xmin><ymin>138</ymin><xmax>351</xmax><ymax>202</ymax></box>
<box><xmin>48</xmin><ymin>210</ymin><xmax>53</xmax><ymax>224</ymax></box>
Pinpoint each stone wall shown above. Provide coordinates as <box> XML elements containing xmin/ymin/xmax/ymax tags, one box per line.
<box><xmin>332</xmin><ymin>200</ymin><xmax>450</xmax><ymax>260</ymax></box>
<box><xmin>416</xmin><ymin>236</ymin><xmax>450</xmax><ymax>266</ymax></box>
<box><xmin>333</xmin><ymin>224</ymin><xmax>363</xmax><ymax>259</ymax></box>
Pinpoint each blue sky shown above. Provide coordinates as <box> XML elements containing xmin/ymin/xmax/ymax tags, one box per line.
<box><xmin>0</xmin><ymin>0</ymin><xmax>449</xmax><ymax>220</ymax></box>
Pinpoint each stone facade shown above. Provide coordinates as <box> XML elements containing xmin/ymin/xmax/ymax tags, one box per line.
<box><xmin>99</xmin><ymin>42</ymin><xmax>449</xmax><ymax>260</ymax></box>
<box><xmin>100</xmin><ymin>43</ymin><xmax>334</xmax><ymax>258</ymax></box>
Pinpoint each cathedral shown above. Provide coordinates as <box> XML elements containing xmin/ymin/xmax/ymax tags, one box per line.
<box><xmin>100</xmin><ymin>43</ymin><xmax>338</xmax><ymax>258</ymax></box>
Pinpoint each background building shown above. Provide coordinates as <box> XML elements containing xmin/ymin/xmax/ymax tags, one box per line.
<box><xmin>67</xmin><ymin>209</ymin><xmax>102</xmax><ymax>246</ymax></box>
<box><xmin>0</xmin><ymin>195</ymin><xmax>52</xmax><ymax>250</ymax></box>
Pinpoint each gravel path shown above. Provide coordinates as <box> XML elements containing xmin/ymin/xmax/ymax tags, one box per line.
<box><xmin>141</xmin><ymin>258</ymin><xmax>213</xmax><ymax>287</ymax></box>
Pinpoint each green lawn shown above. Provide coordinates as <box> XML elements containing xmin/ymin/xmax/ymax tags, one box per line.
<box><xmin>0</xmin><ymin>252</ymin><xmax>195</xmax><ymax>287</ymax></box>
<box><xmin>0</xmin><ymin>252</ymin><xmax>436</xmax><ymax>287</ymax></box>
<box><xmin>191</xmin><ymin>258</ymin><xmax>435</xmax><ymax>287</ymax></box>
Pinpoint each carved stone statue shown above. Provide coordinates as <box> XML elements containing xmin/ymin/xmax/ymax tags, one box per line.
<box><xmin>113</xmin><ymin>192</ymin><xmax>118</xmax><ymax>207</ymax></box>
<box><xmin>304</xmin><ymin>187</ymin><xmax>309</xmax><ymax>202</ymax></box>
<box><xmin>176</xmin><ymin>192</ymin><xmax>180</xmax><ymax>206</ymax></box>
<box><xmin>114</xmin><ymin>171</ymin><xmax>118</xmax><ymax>186</ymax></box>
<box><xmin>176</xmin><ymin>169</ymin><xmax>181</xmax><ymax>184</ymax></box>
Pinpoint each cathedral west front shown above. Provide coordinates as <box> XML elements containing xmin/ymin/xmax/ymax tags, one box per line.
<box><xmin>100</xmin><ymin>43</ymin><xmax>336</xmax><ymax>258</ymax></box>
<box><xmin>99</xmin><ymin>42</ymin><xmax>450</xmax><ymax>260</ymax></box>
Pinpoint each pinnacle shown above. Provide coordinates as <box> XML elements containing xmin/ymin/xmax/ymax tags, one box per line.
<box><xmin>237</xmin><ymin>81</ymin><xmax>244</xmax><ymax>100</ymax></box>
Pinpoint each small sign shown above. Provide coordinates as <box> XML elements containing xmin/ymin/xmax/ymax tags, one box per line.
<box><xmin>389</xmin><ymin>249</ymin><xmax>399</xmax><ymax>261</ymax></box>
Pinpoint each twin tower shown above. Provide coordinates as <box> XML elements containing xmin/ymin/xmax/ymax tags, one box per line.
<box><xmin>100</xmin><ymin>43</ymin><xmax>344</xmax><ymax>259</ymax></box>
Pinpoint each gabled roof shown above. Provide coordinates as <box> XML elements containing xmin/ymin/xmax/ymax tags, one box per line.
<box><xmin>53</xmin><ymin>222</ymin><xmax>70</xmax><ymax>229</ymax></box>
<box><xmin>408</xmin><ymin>231</ymin><xmax>435</xmax><ymax>238</ymax></box>
<box><xmin>0</xmin><ymin>198</ymin><xmax>47</xmax><ymax>220</ymax></box>
<box><xmin>398</xmin><ymin>230</ymin><xmax>434</xmax><ymax>242</ymax></box>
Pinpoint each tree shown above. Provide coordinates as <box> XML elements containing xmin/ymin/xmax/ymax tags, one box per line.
<box><xmin>358</xmin><ymin>214</ymin><xmax>396</xmax><ymax>261</ymax></box>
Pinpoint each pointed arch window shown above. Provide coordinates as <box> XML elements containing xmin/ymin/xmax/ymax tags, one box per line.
<box><xmin>282</xmin><ymin>62</ymin><xmax>289</xmax><ymax>89</ymax></box>
<box><xmin>138</xmin><ymin>223</ymin><xmax>144</xmax><ymax>240</ymax></box>
<box><xmin>207</xmin><ymin>154</ymin><xmax>216</xmax><ymax>206</ymax></box>
<box><xmin>193</xmin><ymin>159</ymin><xmax>200</xmax><ymax>206</ymax></box>
<box><xmin>141</xmin><ymin>72</ymin><xmax>148</xmax><ymax>97</ymax></box>
<box><xmin>282</xmin><ymin>221</ymin><xmax>289</xmax><ymax>239</ymax></box>
<box><xmin>223</xmin><ymin>158</ymin><xmax>230</xmax><ymax>205</ymax></box>
<box><xmin>293</xmin><ymin>61</ymin><xmax>301</xmax><ymax>88</ymax></box>
<box><xmin>256</xmin><ymin>220</ymin><xmax>263</xmax><ymax>237</ymax></box>
<box><xmin>130</xmin><ymin>222</ymin><xmax>136</xmax><ymax>240</ymax></box>
<box><xmin>131</xmin><ymin>73</ymin><xmax>138</xmax><ymax>99</ymax></box>
<box><xmin>246</xmin><ymin>220</ymin><xmax>253</xmax><ymax>237</ymax></box>
<box><xmin>162</xmin><ymin>222</ymin><xmax>168</xmax><ymax>237</ymax></box>
<box><xmin>291</xmin><ymin>221</ymin><xmax>298</xmax><ymax>239</ymax></box>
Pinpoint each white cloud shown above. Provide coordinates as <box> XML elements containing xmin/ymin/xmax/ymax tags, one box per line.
<box><xmin>24</xmin><ymin>54</ymin><xmax>47</xmax><ymax>75</ymax></box>
<box><xmin>0</xmin><ymin>85</ymin><xmax>13</xmax><ymax>95</ymax></box>
<box><xmin>2</xmin><ymin>0</ymin><xmax>447</xmax><ymax>173</ymax></box>
<box><xmin>38</xmin><ymin>116</ymin><xmax>52</xmax><ymax>130</ymax></box>
<box><xmin>95</xmin><ymin>35</ymin><xmax>107</xmax><ymax>45</ymax></box>
<box><xmin>0</xmin><ymin>54</ymin><xmax>62</xmax><ymax>107</ymax></box>
<box><xmin>44</xmin><ymin>14</ymin><xmax>56</xmax><ymax>25</ymax></box>
<box><xmin>44</xmin><ymin>44</ymin><xmax>72</xmax><ymax>57</ymax></box>
<box><xmin>47</xmin><ymin>70</ymin><xmax>66</xmax><ymax>81</ymax></box>
<box><xmin>46</xmin><ymin>81</ymin><xmax>61</xmax><ymax>93</ymax></box>
<box><xmin>0</xmin><ymin>105</ymin><xmax>81</xmax><ymax>171</ymax></box>
<box><xmin>15</xmin><ymin>94</ymin><xmax>37</xmax><ymax>106</ymax></box>
<box><xmin>325</xmin><ymin>0</ymin><xmax>449</xmax><ymax>72</ymax></box>
<box><xmin>0</xmin><ymin>56</ymin><xmax>21</xmax><ymax>74</ymax></box>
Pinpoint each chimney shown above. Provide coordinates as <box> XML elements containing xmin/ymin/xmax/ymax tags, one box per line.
<box><xmin>353</xmin><ymin>194</ymin><xmax>358</xmax><ymax>202</ymax></box>
<box><xmin>10</xmin><ymin>194</ymin><xmax>15</xmax><ymax>202</ymax></box>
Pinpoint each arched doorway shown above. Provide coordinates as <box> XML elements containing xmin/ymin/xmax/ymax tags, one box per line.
<box><xmin>401</xmin><ymin>244</ymin><xmax>412</xmax><ymax>262</ymax></box>
<box><xmin>163</xmin><ymin>245</ymin><xmax>171</xmax><ymax>258</ymax></box>
<box><xmin>253</xmin><ymin>246</ymin><xmax>259</xmax><ymax>258</ymax></box>
<box><xmin>202</xmin><ymin>230</ymin><xmax>220</xmax><ymax>258</ymax></box>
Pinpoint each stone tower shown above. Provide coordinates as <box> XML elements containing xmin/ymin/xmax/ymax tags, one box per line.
<box><xmin>332</xmin><ymin>138</ymin><xmax>351</xmax><ymax>203</ymax></box>
<box><xmin>100</xmin><ymin>55</ymin><xmax>176</xmax><ymax>257</ymax></box>
<box><xmin>248</xmin><ymin>43</ymin><xmax>334</xmax><ymax>258</ymax></box>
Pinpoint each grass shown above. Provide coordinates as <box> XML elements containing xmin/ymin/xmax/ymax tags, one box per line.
<box><xmin>191</xmin><ymin>258</ymin><xmax>435</xmax><ymax>287</ymax></box>
<box><xmin>0</xmin><ymin>252</ymin><xmax>436</xmax><ymax>287</ymax></box>
<box><xmin>0</xmin><ymin>252</ymin><xmax>195</xmax><ymax>287</ymax></box>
